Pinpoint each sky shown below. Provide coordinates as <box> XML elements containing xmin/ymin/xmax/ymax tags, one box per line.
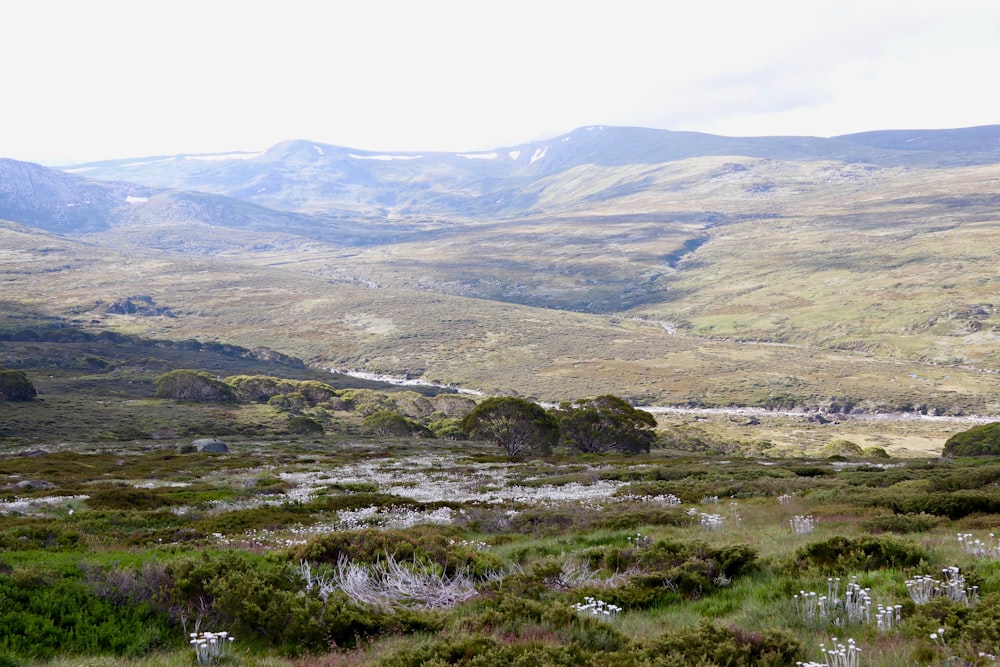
<box><xmin>2</xmin><ymin>0</ymin><xmax>999</xmax><ymax>164</ymax></box>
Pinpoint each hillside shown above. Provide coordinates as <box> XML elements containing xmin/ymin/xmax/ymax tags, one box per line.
<box><xmin>2</xmin><ymin>125</ymin><xmax>1000</xmax><ymax>416</ymax></box>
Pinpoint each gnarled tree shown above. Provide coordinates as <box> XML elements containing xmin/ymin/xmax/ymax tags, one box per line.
<box><xmin>461</xmin><ymin>396</ymin><xmax>558</xmax><ymax>457</ymax></box>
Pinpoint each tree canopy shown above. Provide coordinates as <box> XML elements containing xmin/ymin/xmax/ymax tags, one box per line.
<box><xmin>555</xmin><ymin>395</ymin><xmax>657</xmax><ymax>454</ymax></box>
<box><xmin>461</xmin><ymin>396</ymin><xmax>558</xmax><ymax>457</ymax></box>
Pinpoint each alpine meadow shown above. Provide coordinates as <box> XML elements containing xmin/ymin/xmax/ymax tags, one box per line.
<box><xmin>3</xmin><ymin>125</ymin><xmax>1000</xmax><ymax>667</ymax></box>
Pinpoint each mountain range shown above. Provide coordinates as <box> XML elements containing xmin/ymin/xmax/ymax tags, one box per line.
<box><xmin>3</xmin><ymin>124</ymin><xmax>1000</xmax><ymax>412</ymax></box>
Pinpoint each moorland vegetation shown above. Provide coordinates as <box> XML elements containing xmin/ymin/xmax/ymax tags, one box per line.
<box><xmin>2</xmin><ymin>321</ymin><xmax>1000</xmax><ymax>666</ymax></box>
<box><xmin>3</xmin><ymin>126</ymin><xmax>1000</xmax><ymax>665</ymax></box>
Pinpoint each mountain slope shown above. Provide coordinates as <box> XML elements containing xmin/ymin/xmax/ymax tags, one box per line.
<box><xmin>4</xmin><ymin>125</ymin><xmax>1000</xmax><ymax>413</ymax></box>
<box><xmin>60</xmin><ymin>125</ymin><xmax>1000</xmax><ymax>218</ymax></box>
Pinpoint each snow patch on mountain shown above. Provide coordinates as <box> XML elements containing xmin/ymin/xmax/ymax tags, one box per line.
<box><xmin>457</xmin><ymin>152</ymin><xmax>498</xmax><ymax>160</ymax></box>
<box><xmin>530</xmin><ymin>146</ymin><xmax>548</xmax><ymax>164</ymax></box>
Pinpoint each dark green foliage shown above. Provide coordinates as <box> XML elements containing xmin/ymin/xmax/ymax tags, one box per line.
<box><xmin>154</xmin><ymin>369</ymin><xmax>236</xmax><ymax>402</ymax></box>
<box><xmin>363</xmin><ymin>410</ymin><xmax>432</xmax><ymax>437</ymax></box>
<box><xmin>884</xmin><ymin>490</ymin><xmax>1000</xmax><ymax>519</ymax></box>
<box><xmin>0</xmin><ymin>369</ymin><xmax>36</xmax><ymax>401</ymax></box>
<box><xmin>570</xmin><ymin>540</ymin><xmax>758</xmax><ymax>606</ymax></box>
<box><xmin>162</xmin><ymin>551</ymin><xmax>441</xmax><ymax>654</ymax></box>
<box><xmin>0</xmin><ymin>524</ymin><xmax>82</xmax><ymax>551</ymax></box>
<box><xmin>944</xmin><ymin>422</ymin><xmax>1000</xmax><ymax>456</ymax></box>
<box><xmin>791</xmin><ymin>535</ymin><xmax>929</xmax><ymax>574</ymax></box>
<box><xmin>287</xmin><ymin>415</ymin><xmax>324</xmax><ymax>434</ymax></box>
<box><xmin>0</xmin><ymin>566</ymin><xmax>170</xmax><ymax>661</ymax></box>
<box><xmin>290</xmin><ymin>526</ymin><xmax>504</xmax><ymax>578</ymax></box>
<box><xmin>485</xmin><ymin>503</ymin><xmax>690</xmax><ymax>536</ymax></box>
<box><xmin>225</xmin><ymin>375</ymin><xmax>341</xmax><ymax>406</ymax></box>
<box><xmin>555</xmin><ymin>395</ymin><xmax>658</xmax><ymax>454</ymax></box>
<box><xmin>86</xmin><ymin>486</ymin><xmax>176</xmax><ymax>511</ymax></box>
<box><xmin>462</xmin><ymin>396</ymin><xmax>559</xmax><ymax>457</ymax></box>
<box><xmin>639</xmin><ymin>621</ymin><xmax>801</xmax><ymax>667</ymax></box>
<box><xmin>860</xmin><ymin>512</ymin><xmax>942</xmax><ymax>534</ymax></box>
<box><xmin>944</xmin><ymin>434</ymin><xmax>1000</xmax><ymax>466</ymax></box>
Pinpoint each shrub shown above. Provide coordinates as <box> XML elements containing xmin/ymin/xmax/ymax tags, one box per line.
<box><xmin>887</xmin><ymin>490</ymin><xmax>1000</xmax><ymax>519</ymax></box>
<box><xmin>363</xmin><ymin>410</ymin><xmax>431</xmax><ymax>437</ymax></box>
<box><xmin>290</xmin><ymin>526</ymin><xmax>503</xmax><ymax>578</ymax></box>
<box><xmin>639</xmin><ymin>620</ymin><xmax>801</xmax><ymax>667</ymax></box>
<box><xmin>287</xmin><ymin>415</ymin><xmax>324</xmax><ymax>435</ymax></box>
<box><xmin>86</xmin><ymin>486</ymin><xmax>176</xmax><ymax>511</ymax></box>
<box><xmin>429</xmin><ymin>417</ymin><xmax>467</xmax><ymax>439</ymax></box>
<box><xmin>820</xmin><ymin>439</ymin><xmax>864</xmax><ymax>458</ymax></box>
<box><xmin>224</xmin><ymin>374</ymin><xmax>298</xmax><ymax>402</ymax></box>
<box><xmin>944</xmin><ymin>422</ymin><xmax>1000</xmax><ymax>457</ymax></box>
<box><xmin>155</xmin><ymin>370</ymin><xmax>236</xmax><ymax>402</ymax></box>
<box><xmin>0</xmin><ymin>369</ymin><xmax>36</xmax><ymax>401</ymax></box>
<box><xmin>860</xmin><ymin>512</ymin><xmax>942</xmax><ymax>534</ymax></box>
<box><xmin>0</xmin><ymin>565</ymin><xmax>170</xmax><ymax>660</ymax></box>
<box><xmin>791</xmin><ymin>535</ymin><xmax>928</xmax><ymax>574</ymax></box>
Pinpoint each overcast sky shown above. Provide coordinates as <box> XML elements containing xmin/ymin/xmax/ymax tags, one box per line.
<box><xmin>3</xmin><ymin>0</ymin><xmax>998</xmax><ymax>164</ymax></box>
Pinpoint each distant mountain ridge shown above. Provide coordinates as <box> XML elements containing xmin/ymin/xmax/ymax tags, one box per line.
<box><xmin>55</xmin><ymin>124</ymin><xmax>1000</xmax><ymax>220</ymax></box>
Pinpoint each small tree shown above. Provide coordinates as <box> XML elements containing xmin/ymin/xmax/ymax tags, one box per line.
<box><xmin>556</xmin><ymin>395</ymin><xmax>657</xmax><ymax>454</ymax></box>
<box><xmin>461</xmin><ymin>396</ymin><xmax>558</xmax><ymax>457</ymax></box>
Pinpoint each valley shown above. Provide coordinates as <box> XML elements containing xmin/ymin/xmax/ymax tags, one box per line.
<box><xmin>3</xmin><ymin>125</ymin><xmax>1000</xmax><ymax>667</ymax></box>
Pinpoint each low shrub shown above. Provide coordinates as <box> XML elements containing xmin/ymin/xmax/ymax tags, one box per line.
<box><xmin>287</xmin><ymin>415</ymin><xmax>325</xmax><ymax>435</ymax></box>
<box><xmin>638</xmin><ymin>620</ymin><xmax>801</xmax><ymax>667</ymax></box>
<box><xmin>790</xmin><ymin>535</ymin><xmax>928</xmax><ymax>574</ymax></box>
<box><xmin>861</xmin><ymin>512</ymin><xmax>942</xmax><ymax>534</ymax></box>
<box><xmin>0</xmin><ymin>565</ymin><xmax>171</xmax><ymax>660</ymax></box>
<box><xmin>290</xmin><ymin>526</ymin><xmax>504</xmax><ymax>578</ymax></box>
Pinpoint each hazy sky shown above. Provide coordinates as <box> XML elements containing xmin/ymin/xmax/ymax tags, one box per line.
<box><xmin>3</xmin><ymin>0</ymin><xmax>998</xmax><ymax>164</ymax></box>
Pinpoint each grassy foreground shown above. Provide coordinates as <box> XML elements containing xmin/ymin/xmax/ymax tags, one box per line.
<box><xmin>2</xmin><ymin>434</ymin><xmax>1000</xmax><ymax>667</ymax></box>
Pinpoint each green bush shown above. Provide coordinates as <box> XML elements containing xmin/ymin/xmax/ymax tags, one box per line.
<box><xmin>0</xmin><ymin>524</ymin><xmax>82</xmax><ymax>551</ymax></box>
<box><xmin>291</xmin><ymin>526</ymin><xmax>503</xmax><ymax>578</ymax></box>
<box><xmin>944</xmin><ymin>422</ymin><xmax>1000</xmax><ymax>456</ymax></box>
<box><xmin>86</xmin><ymin>486</ymin><xmax>176</xmax><ymax>511</ymax></box>
<box><xmin>887</xmin><ymin>490</ymin><xmax>1000</xmax><ymax>519</ymax></box>
<box><xmin>287</xmin><ymin>415</ymin><xmax>324</xmax><ymax>434</ymax></box>
<box><xmin>820</xmin><ymin>439</ymin><xmax>864</xmax><ymax>458</ymax></box>
<box><xmin>0</xmin><ymin>369</ymin><xmax>36</xmax><ymax>401</ymax></box>
<box><xmin>154</xmin><ymin>370</ymin><xmax>236</xmax><ymax>402</ymax></box>
<box><xmin>638</xmin><ymin>620</ymin><xmax>801</xmax><ymax>667</ymax></box>
<box><xmin>791</xmin><ymin>534</ymin><xmax>928</xmax><ymax>574</ymax></box>
<box><xmin>860</xmin><ymin>512</ymin><xmax>942</xmax><ymax>534</ymax></box>
<box><xmin>363</xmin><ymin>410</ymin><xmax>432</xmax><ymax>437</ymax></box>
<box><xmin>0</xmin><ymin>566</ymin><xmax>170</xmax><ymax>660</ymax></box>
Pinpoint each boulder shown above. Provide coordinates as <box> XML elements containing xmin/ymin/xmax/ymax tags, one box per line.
<box><xmin>192</xmin><ymin>437</ymin><xmax>229</xmax><ymax>453</ymax></box>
